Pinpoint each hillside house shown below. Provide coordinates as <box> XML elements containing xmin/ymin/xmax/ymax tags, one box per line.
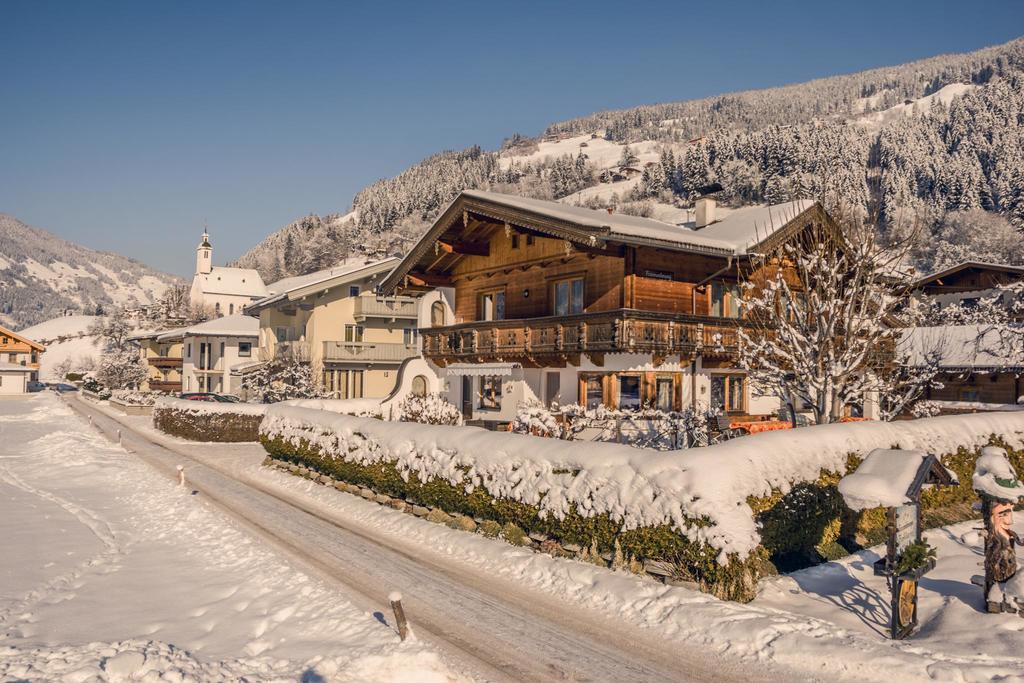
<box><xmin>245</xmin><ymin>258</ymin><xmax>435</xmax><ymax>400</ymax></box>
<box><xmin>190</xmin><ymin>231</ymin><xmax>268</xmax><ymax>317</ymax></box>
<box><xmin>905</xmin><ymin>262</ymin><xmax>1024</xmax><ymax>411</ymax></box>
<box><xmin>378</xmin><ymin>189</ymin><xmax>834</xmax><ymax>423</ymax></box>
<box><xmin>129</xmin><ymin>329</ymin><xmax>185</xmax><ymax>393</ymax></box>
<box><xmin>0</xmin><ymin>325</ymin><xmax>45</xmax><ymax>382</ymax></box>
<box><xmin>175</xmin><ymin>315</ymin><xmax>258</xmax><ymax>395</ymax></box>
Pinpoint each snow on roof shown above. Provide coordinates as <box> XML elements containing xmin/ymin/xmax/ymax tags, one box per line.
<box><xmin>165</xmin><ymin>314</ymin><xmax>258</xmax><ymax>339</ymax></box>
<box><xmin>0</xmin><ymin>361</ymin><xmax>34</xmax><ymax>372</ymax></box>
<box><xmin>837</xmin><ymin>448</ymin><xmax>929</xmax><ymax>510</ymax></box>
<box><xmin>902</xmin><ymin>325</ymin><xmax>1023</xmax><ymax>369</ymax></box>
<box><xmin>192</xmin><ymin>266</ymin><xmax>268</xmax><ymax>297</ymax></box>
<box><xmin>461</xmin><ymin>190</ymin><xmax>813</xmax><ymax>255</ymax></box>
<box><xmin>912</xmin><ymin>261</ymin><xmax>1024</xmax><ymax>289</ymax></box>
<box><xmin>251</xmin><ymin>258</ymin><xmax>399</xmax><ymax>311</ymax></box>
<box><xmin>1</xmin><ymin>323</ymin><xmax>46</xmax><ymax>350</ymax></box>
<box><xmin>128</xmin><ymin>327</ymin><xmax>185</xmax><ymax>342</ymax></box>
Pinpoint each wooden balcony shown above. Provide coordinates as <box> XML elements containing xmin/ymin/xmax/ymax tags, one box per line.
<box><xmin>148</xmin><ymin>356</ymin><xmax>183</xmax><ymax>369</ymax></box>
<box><xmin>421</xmin><ymin>309</ymin><xmax>742</xmax><ymax>365</ymax></box>
<box><xmin>353</xmin><ymin>296</ymin><xmax>419</xmax><ymax>322</ymax></box>
<box><xmin>148</xmin><ymin>380</ymin><xmax>182</xmax><ymax>392</ymax></box>
<box><xmin>322</xmin><ymin>341</ymin><xmax>420</xmax><ymax>364</ymax></box>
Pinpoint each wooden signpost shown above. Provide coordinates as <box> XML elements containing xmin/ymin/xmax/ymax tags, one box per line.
<box><xmin>839</xmin><ymin>449</ymin><xmax>957</xmax><ymax>640</ymax></box>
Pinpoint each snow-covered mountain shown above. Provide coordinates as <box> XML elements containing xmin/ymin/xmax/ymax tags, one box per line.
<box><xmin>235</xmin><ymin>36</ymin><xmax>1024</xmax><ymax>282</ymax></box>
<box><xmin>0</xmin><ymin>214</ymin><xmax>181</xmax><ymax>329</ymax></box>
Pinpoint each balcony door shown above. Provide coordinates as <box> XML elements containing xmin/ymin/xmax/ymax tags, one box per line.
<box><xmin>461</xmin><ymin>376</ymin><xmax>473</xmax><ymax>419</ymax></box>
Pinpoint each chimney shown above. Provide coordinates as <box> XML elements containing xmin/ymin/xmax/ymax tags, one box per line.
<box><xmin>695</xmin><ymin>197</ymin><xmax>716</xmax><ymax>229</ymax></box>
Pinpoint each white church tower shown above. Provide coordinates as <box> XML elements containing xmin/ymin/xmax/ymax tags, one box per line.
<box><xmin>189</xmin><ymin>227</ymin><xmax>268</xmax><ymax>318</ymax></box>
<box><xmin>196</xmin><ymin>230</ymin><xmax>213</xmax><ymax>275</ymax></box>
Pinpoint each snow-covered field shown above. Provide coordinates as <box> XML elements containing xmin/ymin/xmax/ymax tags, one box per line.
<box><xmin>18</xmin><ymin>315</ymin><xmax>101</xmax><ymax>380</ymax></box>
<box><xmin>0</xmin><ymin>394</ymin><xmax>461</xmax><ymax>681</ymax></box>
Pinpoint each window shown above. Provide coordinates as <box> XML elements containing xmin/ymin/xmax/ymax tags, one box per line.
<box><xmin>186</xmin><ymin>343</ymin><xmax>191</xmax><ymax>358</ymax></box>
<box><xmin>214</xmin><ymin>302</ymin><xmax>221</xmax><ymax>315</ymax></box>
<box><xmin>229</xmin><ymin>303</ymin><xmax>234</xmax><ymax>314</ymax></box>
<box><xmin>544</xmin><ymin>372</ymin><xmax>560</xmax><ymax>406</ymax></box>
<box><xmin>411</xmin><ymin>375</ymin><xmax>428</xmax><ymax>397</ymax></box>
<box><xmin>219</xmin><ymin>341</ymin><xmax>225</xmax><ymax>356</ymax></box>
<box><xmin>553</xmin><ymin>278</ymin><xmax>584</xmax><ymax>316</ymax></box>
<box><xmin>7</xmin><ymin>353</ymin><xmax>16</xmax><ymax>363</ymax></box>
<box><xmin>323</xmin><ymin>370</ymin><xmax>334</xmax><ymax>393</ymax></box>
<box><xmin>526</xmin><ymin>234</ymin><xmax>535</xmax><ymax>246</ymax></box>
<box><xmin>511</xmin><ymin>234</ymin><xmax>520</xmax><ymax>249</ymax></box>
<box><xmin>480</xmin><ymin>376</ymin><xmax>502</xmax><ymax>410</ymax></box>
<box><xmin>275</xmin><ymin>327</ymin><xmax>289</xmax><ymax>343</ymax></box>
<box><xmin>585</xmin><ymin>376</ymin><xmax>603</xmax><ymax>409</ymax></box>
<box><xmin>480</xmin><ymin>290</ymin><xmax>505</xmax><ymax>321</ymax></box>
<box><xmin>238</xmin><ymin>342</ymin><xmax>252</xmax><ymax>357</ymax></box>
<box><xmin>618</xmin><ymin>375</ymin><xmax>641</xmax><ymax>410</ymax></box>
<box><xmin>337</xmin><ymin>370</ymin><xmax>349</xmax><ymax>398</ymax></box>
<box><xmin>403</xmin><ymin>328</ymin><xmax>417</xmax><ymax>346</ymax></box>
<box><xmin>655</xmin><ymin>377</ymin><xmax>674</xmax><ymax>412</ymax></box>
<box><xmin>351</xmin><ymin>370</ymin><xmax>364</xmax><ymax>398</ymax></box>
<box><xmin>344</xmin><ymin>325</ymin><xmax>364</xmax><ymax>343</ymax></box>
<box><xmin>711</xmin><ymin>282</ymin><xmax>741</xmax><ymax>318</ymax></box>
<box><xmin>349</xmin><ymin>285</ymin><xmax>360</xmax><ymax>297</ymax></box>
<box><xmin>710</xmin><ymin>374</ymin><xmax>746</xmax><ymax>412</ymax></box>
<box><xmin>431</xmin><ymin>301</ymin><xmax>446</xmax><ymax>327</ymax></box>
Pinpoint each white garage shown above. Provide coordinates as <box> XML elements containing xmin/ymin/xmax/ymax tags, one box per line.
<box><xmin>0</xmin><ymin>362</ymin><xmax>33</xmax><ymax>395</ymax></box>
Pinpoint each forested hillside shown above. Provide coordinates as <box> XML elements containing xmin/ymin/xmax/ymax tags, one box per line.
<box><xmin>0</xmin><ymin>214</ymin><xmax>179</xmax><ymax>329</ymax></box>
<box><xmin>234</xmin><ymin>36</ymin><xmax>1024</xmax><ymax>281</ymax></box>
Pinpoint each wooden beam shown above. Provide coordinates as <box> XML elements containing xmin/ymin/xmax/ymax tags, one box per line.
<box><xmin>406</xmin><ymin>272</ymin><xmax>453</xmax><ymax>288</ymax></box>
<box><xmin>436</xmin><ymin>239</ymin><xmax>489</xmax><ymax>257</ymax></box>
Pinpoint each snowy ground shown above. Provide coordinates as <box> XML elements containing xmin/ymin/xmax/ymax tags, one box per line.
<box><xmin>82</xmin><ymin>397</ymin><xmax>1024</xmax><ymax>682</ymax></box>
<box><xmin>0</xmin><ymin>394</ymin><xmax>462</xmax><ymax>681</ymax></box>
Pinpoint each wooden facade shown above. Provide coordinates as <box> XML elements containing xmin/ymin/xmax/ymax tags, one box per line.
<box><xmin>380</xmin><ymin>191</ymin><xmax>828</xmax><ymax>415</ymax></box>
<box><xmin>0</xmin><ymin>325</ymin><xmax>45</xmax><ymax>381</ymax></box>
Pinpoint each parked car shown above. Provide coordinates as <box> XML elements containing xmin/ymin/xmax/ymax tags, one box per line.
<box><xmin>27</xmin><ymin>380</ymin><xmax>47</xmax><ymax>392</ymax></box>
<box><xmin>179</xmin><ymin>392</ymin><xmax>238</xmax><ymax>403</ymax></box>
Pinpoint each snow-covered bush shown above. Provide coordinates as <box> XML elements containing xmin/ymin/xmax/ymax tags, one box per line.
<box><xmin>242</xmin><ymin>357</ymin><xmax>326</xmax><ymax>403</ymax></box>
<box><xmin>396</xmin><ymin>393</ymin><xmax>462</xmax><ymax>426</ymax></box>
<box><xmin>96</xmin><ymin>349</ymin><xmax>148</xmax><ymax>390</ymax></box>
<box><xmin>556</xmin><ymin>403</ymin><xmax>714</xmax><ymax>450</ymax></box>
<box><xmin>261</xmin><ymin>404</ymin><xmax>1024</xmax><ymax>600</ymax></box>
<box><xmin>109</xmin><ymin>389</ymin><xmax>159</xmax><ymax>406</ymax></box>
<box><xmin>910</xmin><ymin>400</ymin><xmax>943</xmax><ymax>418</ymax></box>
<box><xmin>510</xmin><ymin>400</ymin><xmax>561</xmax><ymax>437</ymax></box>
<box><xmin>154</xmin><ymin>398</ymin><xmax>266</xmax><ymax>442</ymax></box>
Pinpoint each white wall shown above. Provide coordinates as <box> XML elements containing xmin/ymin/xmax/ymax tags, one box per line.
<box><xmin>181</xmin><ymin>335</ymin><xmax>257</xmax><ymax>395</ymax></box>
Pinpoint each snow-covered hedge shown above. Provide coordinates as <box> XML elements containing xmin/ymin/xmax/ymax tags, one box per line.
<box><xmin>280</xmin><ymin>398</ymin><xmax>382</xmax><ymax>417</ymax></box>
<box><xmin>259</xmin><ymin>404</ymin><xmax>1024</xmax><ymax>600</ymax></box>
<box><xmin>154</xmin><ymin>398</ymin><xmax>266</xmax><ymax>442</ymax></box>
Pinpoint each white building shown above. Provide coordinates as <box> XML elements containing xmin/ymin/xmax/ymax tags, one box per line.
<box><xmin>171</xmin><ymin>314</ymin><xmax>259</xmax><ymax>395</ymax></box>
<box><xmin>190</xmin><ymin>231</ymin><xmax>269</xmax><ymax>317</ymax></box>
<box><xmin>0</xmin><ymin>361</ymin><xmax>34</xmax><ymax>395</ymax></box>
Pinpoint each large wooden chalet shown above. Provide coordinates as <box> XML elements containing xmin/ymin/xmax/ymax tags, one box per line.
<box><xmin>379</xmin><ymin>189</ymin><xmax>829</xmax><ymax>422</ymax></box>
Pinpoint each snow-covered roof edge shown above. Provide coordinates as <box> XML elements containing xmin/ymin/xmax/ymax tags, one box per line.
<box><xmin>247</xmin><ymin>257</ymin><xmax>400</xmax><ymax>313</ymax></box>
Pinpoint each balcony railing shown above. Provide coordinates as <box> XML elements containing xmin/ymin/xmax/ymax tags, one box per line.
<box><xmin>148</xmin><ymin>356</ymin><xmax>183</xmax><ymax>369</ymax></box>
<box><xmin>148</xmin><ymin>380</ymin><xmax>182</xmax><ymax>392</ymax></box>
<box><xmin>353</xmin><ymin>296</ymin><xmax>419</xmax><ymax>322</ymax></box>
<box><xmin>275</xmin><ymin>340</ymin><xmax>312</xmax><ymax>360</ymax></box>
<box><xmin>421</xmin><ymin>309</ymin><xmax>743</xmax><ymax>360</ymax></box>
<box><xmin>322</xmin><ymin>341</ymin><xmax>420</xmax><ymax>364</ymax></box>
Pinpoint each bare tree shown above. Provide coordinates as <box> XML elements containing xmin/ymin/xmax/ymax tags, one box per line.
<box><xmin>738</xmin><ymin>212</ymin><xmax>940</xmax><ymax>423</ymax></box>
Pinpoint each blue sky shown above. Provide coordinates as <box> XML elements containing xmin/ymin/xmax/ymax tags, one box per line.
<box><xmin>2</xmin><ymin>1</ymin><xmax>1022</xmax><ymax>277</ymax></box>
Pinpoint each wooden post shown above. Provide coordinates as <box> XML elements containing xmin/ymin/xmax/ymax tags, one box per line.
<box><xmin>177</xmin><ymin>465</ymin><xmax>186</xmax><ymax>487</ymax></box>
<box><xmin>389</xmin><ymin>591</ymin><xmax>409</xmax><ymax>641</ymax></box>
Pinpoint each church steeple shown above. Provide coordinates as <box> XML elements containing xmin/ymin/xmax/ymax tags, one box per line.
<box><xmin>196</xmin><ymin>228</ymin><xmax>213</xmax><ymax>275</ymax></box>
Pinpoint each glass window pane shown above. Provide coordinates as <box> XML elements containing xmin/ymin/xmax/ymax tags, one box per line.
<box><xmin>729</xmin><ymin>376</ymin><xmax>745</xmax><ymax>411</ymax></box>
<box><xmin>710</xmin><ymin>375</ymin><xmax>726</xmax><ymax>411</ymax></box>
<box><xmin>555</xmin><ymin>281</ymin><xmax>568</xmax><ymax>316</ymax></box>
<box><xmin>656</xmin><ymin>378</ymin><xmax>673</xmax><ymax>411</ymax></box>
<box><xmin>494</xmin><ymin>291</ymin><xmax>505</xmax><ymax>320</ymax></box>
<box><xmin>586</xmin><ymin>377</ymin><xmax>603</xmax><ymax>409</ymax></box>
<box><xmin>711</xmin><ymin>283</ymin><xmax>724</xmax><ymax>317</ymax></box>
<box><xmin>727</xmin><ymin>284</ymin><xmax>741</xmax><ymax>318</ymax></box>
<box><xmin>619</xmin><ymin>375</ymin><xmax>641</xmax><ymax>410</ymax></box>
<box><xmin>571</xmin><ymin>279</ymin><xmax>584</xmax><ymax>314</ymax></box>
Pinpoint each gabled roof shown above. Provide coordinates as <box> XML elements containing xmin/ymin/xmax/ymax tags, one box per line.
<box><xmin>0</xmin><ymin>324</ymin><xmax>45</xmax><ymax>351</ymax></box>
<box><xmin>161</xmin><ymin>314</ymin><xmax>258</xmax><ymax>340</ymax></box>
<box><xmin>192</xmin><ymin>266</ymin><xmax>268</xmax><ymax>297</ymax></box>
<box><xmin>378</xmin><ymin>189</ymin><xmax>823</xmax><ymax>296</ymax></box>
<box><xmin>247</xmin><ymin>258</ymin><xmax>400</xmax><ymax>314</ymax></box>
<box><xmin>128</xmin><ymin>327</ymin><xmax>186</xmax><ymax>342</ymax></box>
<box><xmin>912</xmin><ymin>261</ymin><xmax>1024</xmax><ymax>291</ymax></box>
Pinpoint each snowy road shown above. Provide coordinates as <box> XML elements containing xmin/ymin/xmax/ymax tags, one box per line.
<box><xmin>0</xmin><ymin>394</ymin><xmax>459</xmax><ymax>681</ymax></box>
<box><xmin>65</xmin><ymin>394</ymin><xmax>783</xmax><ymax>683</ymax></box>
